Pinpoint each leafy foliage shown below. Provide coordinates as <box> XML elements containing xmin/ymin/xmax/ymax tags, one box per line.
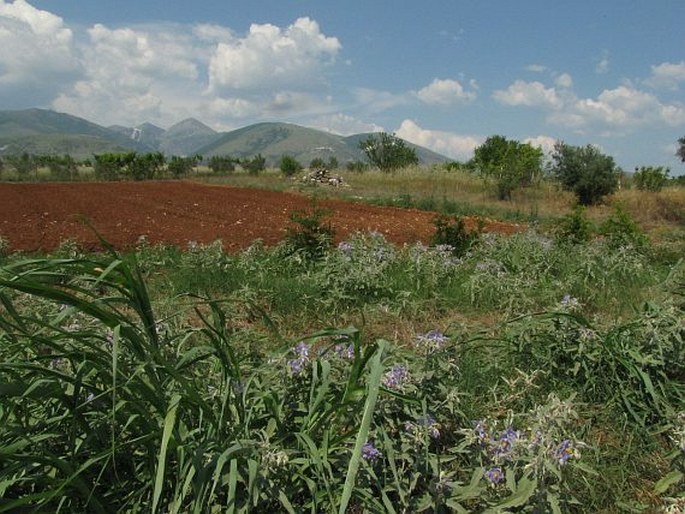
<box><xmin>471</xmin><ymin>135</ymin><xmax>543</xmax><ymax>200</ymax></box>
<box><xmin>550</xmin><ymin>142</ymin><xmax>620</xmax><ymax>205</ymax></box>
<box><xmin>244</xmin><ymin>153</ymin><xmax>266</xmax><ymax>175</ymax></box>
<box><xmin>283</xmin><ymin>203</ymin><xmax>335</xmax><ymax>260</ymax></box>
<box><xmin>677</xmin><ymin>135</ymin><xmax>685</xmax><ymax>163</ymax></box>
<box><xmin>555</xmin><ymin>206</ymin><xmax>593</xmax><ymax>245</ymax></box>
<box><xmin>207</xmin><ymin>154</ymin><xmax>235</xmax><ymax>174</ymax></box>
<box><xmin>359</xmin><ymin>132</ymin><xmax>419</xmax><ymax>172</ymax></box>
<box><xmin>279</xmin><ymin>154</ymin><xmax>302</xmax><ymax>176</ymax></box>
<box><xmin>633</xmin><ymin>165</ymin><xmax>670</xmax><ymax>192</ymax></box>
<box><xmin>431</xmin><ymin>214</ymin><xmax>482</xmax><ymax>257</ymax></box>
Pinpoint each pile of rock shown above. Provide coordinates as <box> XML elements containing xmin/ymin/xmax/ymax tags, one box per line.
<box><xmin>302</xmin><ymin>168</ymin><xmax>345</xmax><ymax>187</ymax></box>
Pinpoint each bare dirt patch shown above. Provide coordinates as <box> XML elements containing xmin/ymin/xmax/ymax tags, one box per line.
<box><xmin>0</xmin><ymin>181</ymin><xmax>522</xmax><ymax>253</ymax></box>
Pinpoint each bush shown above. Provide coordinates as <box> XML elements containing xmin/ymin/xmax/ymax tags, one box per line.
<box><xmin>244</xmin><ymin>154</ymin><xmax>266</xmax><ymax>175</ymax></box>
<box><xmin>208</xmin><ymin>155</ymin><xmax>235</xmax><ymax>174</ymax></box>
<box><xmin>600</xmin><ymin>205</ymin><xmax>648</xmax><ymax>249</ymax></box>
<box><xmin>284</xmin><ymin>203</ymin><xmax>335</xmax><ymax>260</ymax></box>
<box><xmin>279</xmin><ymin>155</ymin><xmax>302</xmax><ymax>177</ymax></box>
<box><xmin>167</xmin><ymin>155</ymin><xmax>198</xmax><ymax>178</ymax></box>
<box><xmin>633</xmin><ymin>166</ymin><xmax>670</xmax><ymax>192</ymax></box>
<box><xmin>555</xmin><ymin>206</ymin><xmax>593</xmax><ymax>245</ymax></box>
<box><xmin>551</xmin><ymin>142</ymin><xmax>620</xmax><ymax>205</ymax></box>
<box><xmin>431</xmin><ymin>214</ymin><xmax>481</xmax><ymax>257</ymax></box>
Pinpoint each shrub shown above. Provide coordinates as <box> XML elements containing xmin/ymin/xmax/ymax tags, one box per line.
<box><xmin>555</xmin><ymin>206</ymin><xmax>593</xmax><ymax>245</ymax></box>
<box><xmin>284</xmin><ymin>203</ymin><xmax>335</xmax><ymax>260</ymax></box>
<box><xmin>279</xmin><ymin>154</ymin><xmax>302</xmax><ymax>176</ymax></box>
<box><xmin>633</xmin><ymin>166</ymin><xmax>670</xmax><ymax>192</ymax></box>
<box><xmin>167</xmin><ymin>155</ymin><xmax>198</xmax><ymax>178</ymax></box>
<box><xmin>600</xmin><ymin>205</ymin><xmax>648</xmax><ymax>249</ymax></box>
<box><xmin>431</xmin><ymin>214</ymin><xmax>481</xmax><ymax>257</ymax></box>
<box><xmin>208</xmin><ymin>155</ymin><xmax>235</xmax><ymax>174</ymax></box>
<box><xmin>244</xmin><ymin>153</ymin><xmax>266</xmax><ymax>175</ymax></box>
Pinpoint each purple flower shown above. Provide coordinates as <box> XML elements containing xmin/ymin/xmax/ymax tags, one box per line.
<box><xmin>474</xmin><ymin>420</ymin><xmax>490</xmax><ymax>445</ymax></box>
<box><xmin>362</xmin><ymin>442</ymin><xmax>382</xmax><ymax>462</ymax></box>
<box><xmin>554</xmin><ymin>439</ymin><xmax>577</xmax><ymax>465</ymax></box>
<box><xmin>414</xmin><ymin>414</ymin><xmax>440</xmax><ymax>439</ymax></box>
<box><xmin>382</xmin><ymin>364</ymin><xmax>411</xmax><ymax>390</ymax></box>
<box><xmin>416</xmin><ymin>330</ymin><xmax>449</xmax><ymax>352</ymax></box>
<box><xmin>485</xmin><ymin>466</ymin><xmax>504</xmax><ymax>485</ymax></box>
<box><xmin>494</xmin><ymin>427</ymin><xmax>519</xmax><ymax>458</ymax></box>
<box><xmin>287</xmin><ymin>341</ymin><xmax>311</xmax><ymax>376</ymax></box>
<box><xmin>334</xmin><ymin>343</ymin><xmax>355</xmax><ymax>360</ymax></box>
<box><xmin>338</xmin><ymin>241</ymin><xmax>354</xmax><ymax>254</ymax></box>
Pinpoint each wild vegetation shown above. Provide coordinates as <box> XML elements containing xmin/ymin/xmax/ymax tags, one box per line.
<box><xmin>0</xmin><ymin>191</ymin><xmax>684</xmax><ymax>512</ymax></box>
<box><xmin>0</xmin><ymin>132</ymin><xmax>684</xmax><ymax>512</ymax></box>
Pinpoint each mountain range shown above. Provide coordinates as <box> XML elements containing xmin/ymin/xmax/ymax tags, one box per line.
<box><xmin>0</xmin><ymin>108</ymin><xmax>449</xmax><ymax>166</ymax></box>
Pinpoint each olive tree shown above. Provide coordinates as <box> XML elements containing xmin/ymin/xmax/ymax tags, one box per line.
<box><xmin>677</xmin><ymin>135</ymin><xmax>685</xmax><ymax>163</ymax></box>
<box><xmin>359</xmin><ymin>132</ymin><xmax>418</xmax><ymax>172</ymax></box>
<box><xmin>550</xmin><ymin>142</ymin><xmax>619</xmax><ymax>205</ymax></box>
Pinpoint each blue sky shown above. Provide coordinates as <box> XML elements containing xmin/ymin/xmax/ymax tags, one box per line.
<box><xmin>2</xmin><ymin>0</ymin><xmax>684</xmax><ymax>173</ymax></box>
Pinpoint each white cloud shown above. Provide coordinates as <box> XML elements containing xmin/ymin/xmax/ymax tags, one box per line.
<box><xmin>571</xmin><ymin>85</ymin><xmax>685</xmax><ymax>129</ymax></box>
<box><xmin>496</xmin><ymin>74</ymin><xmax>685</xmax><ymax>134</ymax></box>
<box><xmin>554</xmin><ymin>73</ymin><xmax>573</xmax><ymax>89</ymax></box>
<box><xmin>53</xmin><ymin>23</ymin><xmax>205</xmax><ymax>125</ymax></box>
<box><xmin>525</xmin><ymin>64</ymin><xmax>547</xmax><ymax>73</ymax></box>
<box><xmin>415</xmin><ymin>78</ymin><xmax>476</xmax><ymax>105</ymax></box>
<box><xmin>0</xmin><ymin>0</ymin><xmax>79</xmax><ymax>103</ymax></box>
<box><xmin>645</xmin><ymin>61</ymin><xmax>685</xmax><ymax>90</ymax></box>
<box><xmin>493</xmin><ymin>80</ymin><xmax>563</xmax><ymax>109</ymax></box>
<box><xmin>353</xmin><ymin>88</ymin><xmax>409</xmax><ymax>113</ymax></box>
<box><xmin>523</xmin><ymin>135</ymin><xmax>558</xmax><ymax>155</ymax></box>
<box><xmin>595</xmin><ymin>50</ymin><xmax>610</xmax><ymax>74</ymax></box>
<box><xmin>395</xmin><ymin>119</ymin><xmax>482</xmax><ymax>161</ymax></box>
<box><xmin>312</xmin><ymin>113</ymin><xmax>384</xmax><ymax>135</ymax></box>
<box><xmin>208</xmin><ymin>17</ymin><xmax>340</xmax><ymax>92</ymax></box>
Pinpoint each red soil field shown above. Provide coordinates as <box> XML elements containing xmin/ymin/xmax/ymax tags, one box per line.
<box><xmin>0</xmin><ymin>181</ymin><xmax>521</xmax><ymax>253</ymax></box>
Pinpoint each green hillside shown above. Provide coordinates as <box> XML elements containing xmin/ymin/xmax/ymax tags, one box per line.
<box><xmin>197</xmin><ymin>122</ymin><xmax>450</xmax><ymax>167</ymax></box>
<box><xmin>0</xmin><ymin>109</ymin><xmax>452</xmax><ymax>166</ymax></box>
<box><xmin>0</xmin><ymin>109</ymin><xmax>150</xmax><ymax>159</ymax></box>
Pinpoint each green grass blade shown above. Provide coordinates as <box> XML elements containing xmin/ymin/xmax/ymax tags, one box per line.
<box><xmin>338</xmin><ymin>340</ymin><xmax>385</xmax><ymax>514</ymax></box>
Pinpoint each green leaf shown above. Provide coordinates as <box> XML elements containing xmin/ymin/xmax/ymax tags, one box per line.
<box><xmin>152</xmin><ymin>393</ymin><xmax>181</xmax><ymax>513</ymax></box>
<box><xmin>654</xmin><ymin>470</ymin><xmax>683</xmax><ymax>494</ymax></box>
<box><xmin>487</xmin><ymin>475</ymin><xmax>537</xmax><ymax>511</ymax></box>
<box><xmin>338</xmin><ymin>340</ymin><xmax>386</xmax><ymax>514</ymax></box>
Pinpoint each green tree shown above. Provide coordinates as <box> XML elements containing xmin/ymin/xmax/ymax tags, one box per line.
<box><xmin>43</xmin><ymin>154</ymin><xmax>78</xmax><ymax>181</ymax></box>
<box><xmin>327</xmin><ymin>156</ymin><xmax>339</xmax><ymax>170</ymax></box>
<box><xmin>633</xmin><ymin>166</ymin><xmax>670</xmax><ymax>192</ymax></box>
<box><xmin>309</xmin><ymin>157</ymin><xmax>326</xmax><ymax>169</ymax></box>
<box><xmin>550</xmin><ymin>142</ymin><xmax>620</xmax><ymax>205</ymax></box>
<box><xmin>208</xmin><ymin>155</ymin><xmax>235</xmax><ymax>174</ymax></box>
<box><xmin>471</xmin><ymin>135</ymin><xmax>543</xmax><ymax>200</ymax></box>
<box><xmin>127</xmin><ymin>152</ymin><xmax>165</xmax><ymax>181</ymax></box>
<box><xmin>279</xmin><ymin>155</ymin><xmax>302</xmax><ymax>176</ymax></box>
<box><xmin>244</xmin><ymin>154</ymin><xmax>266</xmax><ymax>175</ymax></box>
<box><xmin>677</xmin><ymin>135</ymin><xmax>685</xmax><ymax>163</ymax></box>
<box><xmin>8</xmin><ymin>152</ymin><xmax>37</xmax><ymax>180</ymax></box>
<box><xmin>359</xmin><ymin>132</ymin><xmax>418</xmax><ymax>172</ymax></box>
<box><xmin>168</xmin><ymin>155</ymin><xmax>199</xmax><ymax>178</ymax></box>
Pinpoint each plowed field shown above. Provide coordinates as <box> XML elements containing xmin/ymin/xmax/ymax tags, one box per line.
<box><xmin>0</xmin><ymin>181</ymin><xmax>521</xmax><ymax>253</ymax></box>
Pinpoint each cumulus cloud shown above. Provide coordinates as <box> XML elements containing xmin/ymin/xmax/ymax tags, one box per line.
<box><xmin>395</xmin><ymin>119</ymin><xmax>482</xmax><ymax>161</ymax></box>
<box><xmin>645</xmin><ymin>61</ymin><xmax>685</xmax><ymax>90</ymax></box>
<box><xmin>415</xmin><ymin>78</ymin><xmax>476</xmax><ymax>105</ymax></box>
<box><xmin>495</xmin><ymin>74</ymin><xmax>685</xmax><ymax>134</ymax></box>
<box><xmin>53</xmin><ymin>23</ymin><xmax>205</xmax><ymax>125</ymax></box>
<box><xmin>0</xmin><ymin>0</ymin><xmax>80</xmax><ymax>105</ymax></box>
<box><xmin>208</xmin><ymin>17</ymin><xmax>340</xmax><ymax>92</ymax></box>
<box><xmin>493</xmin><ymin>80</ymin><xmax>563</xmax><ymax>109</ymax></box>
<box><xmin>523</xmin><ymin>135</ymin><xmax>558</xmax><ymax>155</ymax></box>
<box><xmin>570</xmin><ymin>86</ymin><xmax>685</xmax><ymax>129</ymax></box>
